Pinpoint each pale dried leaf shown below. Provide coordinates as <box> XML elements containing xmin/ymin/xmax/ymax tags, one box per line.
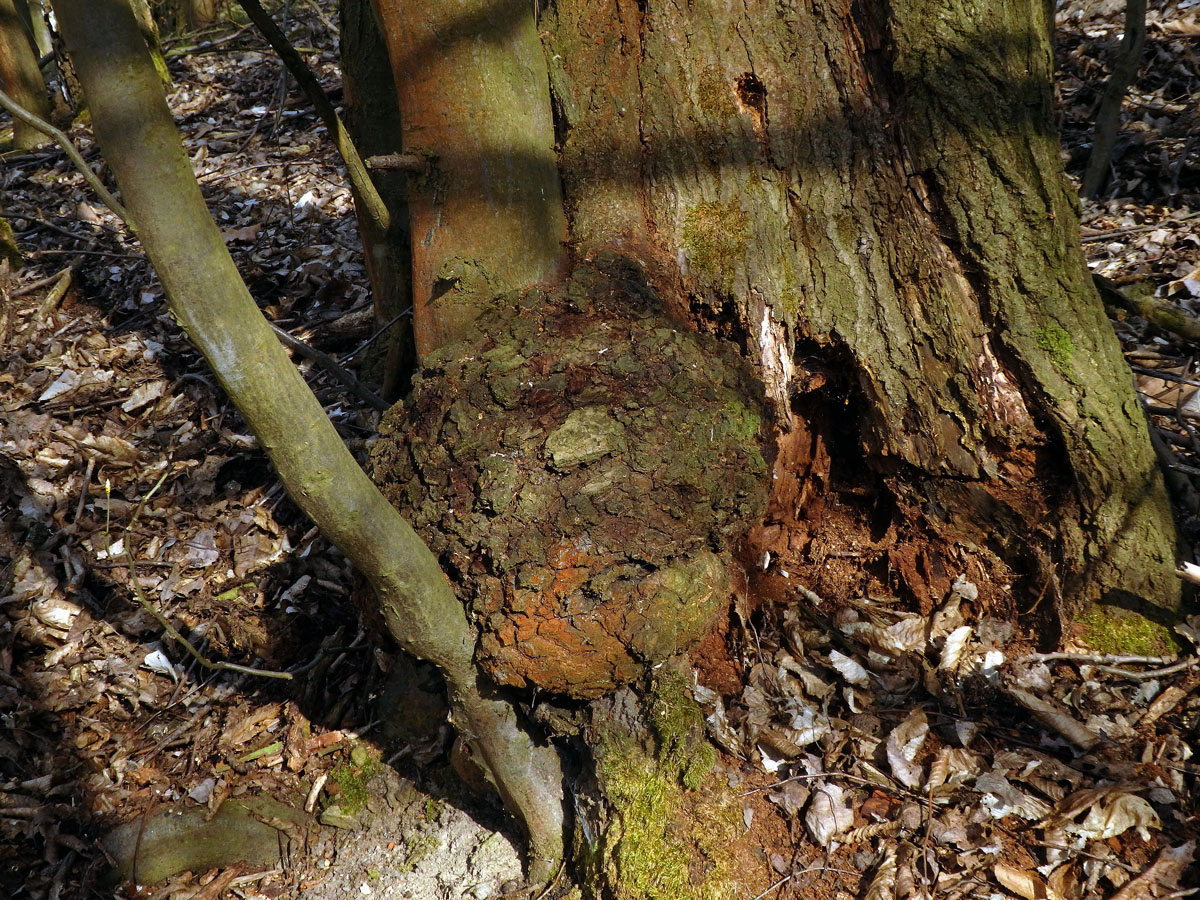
<box><xmin>927</xmin><ymin>747</ymin><xmax>983</xmax><ymax>790</ymax></box>
<box><xmin>939</xmin><ymin>625</ymin><xmax>973</xmax><ymax>673</ymax></box>
<box><xmin>994</xmin><ymin>862</ymin><xmax>1049</xmax><ymax>900</ymax></box>
<box><xmin>1069</xmin><ymin>792</ymin><xmax>1161</xmax><ymax>841</ymax></box>
<box><xmin>829</xmin><ymin>649</ymin><xmax>870</xmax><ymax>686</ymax></box>
<box><xmin>805</xmin><ymin>782</ymin><xmax>854</xmax><ymax>847</ymax></box>
<box><xmin>122</xmin><ymin>378</ymin><xmax>168</xmax><ymax>413</ymax></box>
<box><xmin>79</xmin><ymin>432</ymin><xmax>140</xmax><ymax>464</ymax></box>
<box><xmin>865</xmin><ymin>845</ymin><xmax>897</xmax><ymax>900</ymax></box>
<box><xmin>886</xmin><ymin>709</ymin><xmax>929</xmax><ymax>789</ymax></box>
<box><xmin>975</xmin><ymin>772</ymin><xmax>1053</xmax><ymax>820</ymax></box>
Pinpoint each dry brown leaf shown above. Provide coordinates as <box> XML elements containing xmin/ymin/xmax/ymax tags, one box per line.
<box><xmin>864</xmin><ymin>845</ymin><xmax>897</xmax><ymax>900</ymax></box>
<box><xmin>886</xmin><ymin>708</ymin><xmax>928</xmax><ymax>789</ymax></box>
<box><xmin>1108</xmin><ymin>841</ymin><xmax>1195</xmax><ymax>900</ymax></box>
<box><xmin>1004</xmin><ymin>687</ymin><xmax>1102</xmax><ymax>750</ymax></box>
<box><xmin>994</xmin><ymin>862</ymin><xmax>1050</xmax><ymax>900</ymax></box>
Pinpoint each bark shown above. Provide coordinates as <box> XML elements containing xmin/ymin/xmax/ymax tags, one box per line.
<box><xmin>339</xmin><ymin>0</ymin><xmax>415</xmax><ymax>399</ymax></box>
<box><xmin>371</xmin><ymin>0</ymin><xmax>568</xmax><ymax>355</ymax></box>
<box><xmin>0</xmin><ymin>0</ymin><xmax>50</xmax><ymax>149</ymax></box>
<box><xmin>52</xmin><ymin>0</ymin><xmax>564</xmax><ymax>886</ymax></box>
<box><xmin>538</xmin><ymin>0</ymin><xmax>1179</xmax><ymax>631</ymax></box>
<box><xmin>360</xmin><ymin>0</ymin><xmax>1181</xmax><ymax>891</ymax></box>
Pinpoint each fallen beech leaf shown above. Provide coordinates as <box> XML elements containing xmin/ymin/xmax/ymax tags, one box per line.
<box><xmin>1073</xmin><ymin>792</ymin><xmax>1160</xmax><ymax>841</ymax></box>
<box><xmin>829</xmin><ymin>649</ymin><xmax>870</xmax><ymax>686</ymax></box>
<box><xmin>994</xmin><ymin>862</ymin><xmax>1049</xmax><ymax>900</ymax></box>
<box><xmin>1109</xmin><ymin>841</ymin><xmax>1195</xmax><ymax>900</ymax></box>
<box><xmin>886</xmin><ymin>709</ymin><xmax>928</xmax><ymax>789</ymax></box>
<box><xmin>864</xmin><ymin>845</ymin><xmax>897</xmax><ymax>900</ymax></box>
<box><xmin>221</xmin><ymin>223</ymin><xmax>262</xmax><ymax>243</ymax></box>
<box><xmin>1004</xmin><ymin>687</ymin><xmax>1101</xmax><ymax>750</ymax></box>
<box><xmin>805</xmin><ymin>782</ymin><xmax>853</xmax><ymax>847</ymax></box>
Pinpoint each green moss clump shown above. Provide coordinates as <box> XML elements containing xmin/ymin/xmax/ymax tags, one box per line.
<box><xmin>696</xmin><ymin>66</ymin><xmax>735</xmax><ymax>120</ymax></box>
<box><xmin>681</xmin><ymin>201</ymin><xmax>748</xmax><ymax>291</ymax></box>
<box><xmin>588</xmin><ymin>675</ymin><xmax>734</xmax><ymax>900</ymax></box>
<box><xmin>1076</xmin><ymin>604</ymin><xmax>1176</xmax><ymax>657</ymax></box>
<box><xmin>330</xmin><ymin>752</ymin><xmax>381</xmax><ymax>816</ymax></box>
<box><xmin>1035</xmin><ymin>323</ymin><xmax>1074</xmax><ymax>370</ymax></box>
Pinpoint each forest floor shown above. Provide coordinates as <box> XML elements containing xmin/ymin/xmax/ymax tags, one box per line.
<box><xmin>2</xmin><ymin>2</ymin><xmax>1200</xmax><ymax>900</ymax></box>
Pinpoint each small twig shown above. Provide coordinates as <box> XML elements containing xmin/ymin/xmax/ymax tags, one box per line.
<box><xmin>365</xmin><ymin>153</ymin><xmax>430</xmax><ymax>175</ymax></box>
<box><xmin>1022</xmin><ymin>651</ymin><xmax>1171</xmax><ymax>665</ymax></box>
<box><xmin>341</xmin><ymin>307</ymin><xmax>413</xmax><ymax>364</ymax></box>
<box><xmin>11</xmin><ymin>266</ymin><xmax>73</xmax><ymax>298</ymax></box>
<box><xmin>269</xmin><ymin>322</ymin><xmax>388</xmax><ymax>411</ymax></box>
<box><xmin>1130</xmin><ymin>365</ymin><xmax>1200</xmax><ymax>389</ymax></box>
<box><xmin>749</xmin><ymin>874</ymin><xmax>792</xmax><ymax>900</ymax></box>
<box><xmin>0</xmin><ymin>87</ymin><xmax>132</xmax><ymax>228</ymax></box>
<box><xmin>124</xmin><ymin>469</ymin><xmax>292</xmax><ymax>680</ymax></box>
<box><xmin>1082</xmin><ymin>210</ymin><xmax>1200</xmax><ymax>242</ymax></box>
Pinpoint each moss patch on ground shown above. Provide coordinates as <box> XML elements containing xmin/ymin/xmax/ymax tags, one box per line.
<box><xmin>1076</xmin><ymin>603</ymin><xmax>1178</xmax><ymax>657</ymax></box>
<box><xmin>586</xmin><ymin>675</ymin><xmax>739</xmax><ymax>900</ymax></box>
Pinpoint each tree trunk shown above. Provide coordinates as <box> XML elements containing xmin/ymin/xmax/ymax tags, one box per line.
<box><xmin>52</xmin><ymin>0</ymin><xmax>565</xmax><ymax>886</ymax></box>
<box><xmin>339</xmin><ymin>0</ymin><xmax>415</xmax><ymax>399</ymax></box>
<box><xmin>361</xmin><ymin>0</ymin><xmax>1182</xmax><ymax>893</ymax></box>
<box><xmin>0</xmin><ymin>0</ymin><xmax>51</xmax><ymax>149</ymax></box>
<box><xmin>537</xmin><ymin>0</ymin><xmax>1180</xmax><ymax>635</ymax></box>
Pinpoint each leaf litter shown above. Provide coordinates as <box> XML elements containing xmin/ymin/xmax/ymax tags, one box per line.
<box><xmin>1</xmin><ymin>2</ymin><xmax>1200</xmax><ymax>899</ymax></box>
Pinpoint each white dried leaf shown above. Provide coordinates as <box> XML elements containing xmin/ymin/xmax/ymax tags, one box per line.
<box><xmin>954</xmin><ymin>719</ymin><xmax>979</xmax><ymax>747</ymax></box>
<box><xmin>829</xmin><ymin>649</ymin><xmax>870</xmax><ymax>686</ymax></box>
<box><xmin>950</xmin><ymin>574</ymin><xmax>978</xmax><ymax>601</ymax></box>
<box><xmin>975</xmin><ymin>772</ymin><xmax>1053</xmax><ymax>820</ymax></box>
<box><xmin>887</xmin><ymin>615</ymin><xmax>927</xmax><ymax>652</ymax></box>
<box><xmin>80</xmin><ymin>432</ymin><xmax>140</xmax><ymax>464</ymax></box>
<box><xmin>38</xmin><ymin>369</ymin><xmax>80</xmax><ymax>402</ymax></box>
<box><xmin>865</xmin><ymin>845</ymin><xmax>897</xmax><ymax>900</ymax></box>
<box><xmin>804</xmin><ymin>782</ymin><xmax>854</xmax><ymax>847</ymax></box>
<box><xmin>927</xmin><ymin>747</ymin><xmax>983</xmax><ymax>790</ymax></box>
<box><xmin>143</xmin><ymin>647</ymin><xmax>181</xmax><ymax>682</ymax></box>
<box><xmin>786</xmin><ymin>704</ymin><xmax>832</xmax><ymax>746</ymax></box>
<box><xmin>32</xmin><ymin>596</ymin><xmax>82</xmax><ymax>632</ymax></box>
<box><xmin>929</xmin><ymin>595</ymin><xmax>964</xmax><ymax>638</ymax></box>
<box><xmin>766</xmin><ymin>780</ymin><xmax>809</xmax><ymax>817</ymax></box>
<box><xmin>939</xmin><ymin>625</ymin><xmax>973</xmax><ymax>673</ymax></box>
<box><xmin>886</xmin><ymin>709</ymin><xmax>929</xmax><ymax>789</ymax></box>
<box><xmin>994</xmin><ymin>862</ymin><xmax>1050</xmax><ymax>900</ymax></box>
<box><xmin>122</xmin><ymin>378</ymin><xmax>168</xmax><ymax>413</ymax></box>
<box><xmin>1057</xmin><ymin>790</ymin><xmax>1161</xmax><ymax>841</ymax></box>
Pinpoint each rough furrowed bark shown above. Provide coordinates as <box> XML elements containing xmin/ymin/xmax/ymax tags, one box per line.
<box><xmin>541</xmin><ymin>0</ymin><xmax>1180</xmax><ymax>636</ymax></box>
<box><xmin>53</xmin><ymin>0</ymin><xmax>564</xmax><ymax>886</ymax></box>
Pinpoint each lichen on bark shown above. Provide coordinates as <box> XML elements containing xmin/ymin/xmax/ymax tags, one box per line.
<box><xmin>370</xmin><ymin>254</ymin><xmax>773</xmax><ymax>698</ymax></box>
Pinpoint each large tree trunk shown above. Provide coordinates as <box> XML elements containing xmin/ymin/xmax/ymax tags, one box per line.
<box><xmin>368</xmin><ymin>0</ymin><xmax>1180</xmax><ymax>659</ymax></box>
<box><xmin>360</xmin><ymin>0</ymin><xmax>1182</xmax><ymax>893</ymax></box>
<box><xmin>537</xmin><ymin>0</ymin><xmax>1180</xmax><ymax>634</ymax></box>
